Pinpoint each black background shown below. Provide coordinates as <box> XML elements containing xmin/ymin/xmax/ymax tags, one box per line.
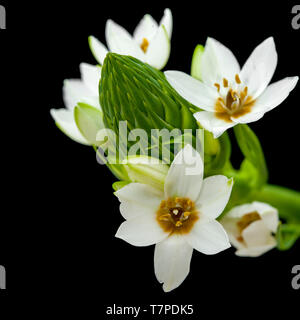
<box><xmin>1</xmin><ymin>0</ymin><xmax>299</xmax><ymax>315</ymax></box>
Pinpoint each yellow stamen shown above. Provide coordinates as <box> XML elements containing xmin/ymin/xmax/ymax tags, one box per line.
<box><xmin>140</xmin><ymin>38</ymin><xmax>149</xmax><ymax>53</ymax></box>
<box><xmin>223</xmin><ymin>78</ymin><xmax>229</xmax><ymax>88</ymax></box>
<box><xmin>214</xmin><ymin>83</ymin><xmax>220</xmax><ymax>92</ymax></box>
<box><xmin>160</xmin><ymin>200</ymin><xmax>166</xmax><ymax>208</ymax></box>
<box><xmin>159</xmin><ymin>213</ymin><xmax>171</xmax><ymax>221</ymax></box>
<box><xmin>175</xmin><ymin>221</ymin><xmax>183</xmax><ymax>227</ymax></box>
<box><xmin>240</xmin><ymin>86</ymin><xmax>248</xmax><ymax>101</ymax></box>
<box><xmin>230</xmin><ymin>90</ymin><xmax>239</xmax><ymax>101</ymax></box>
<box><xmin>183</xmin><ymin>211</ymin><xmax>191</xmax><ymax>218</ymax></box>
<box><xmin>235</xmin><ymin>74</ymin><xmax>241</xmax><ymax>84</ymax></box>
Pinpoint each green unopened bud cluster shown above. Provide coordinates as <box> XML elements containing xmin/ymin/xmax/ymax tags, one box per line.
<box><xmin>100</xmin><ymin>53</ymin><xmax>197</xmax><ymax>136</ymax></box>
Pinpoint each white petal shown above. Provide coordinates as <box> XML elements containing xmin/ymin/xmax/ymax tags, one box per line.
<box><xmin>242</xmin><ymin>220</ymin><xmax>271</xmax><ymax>247</ymax></box>
<box><xmin>105</xmin><ymin>19</ymin><xmax>145</xmax><ymax>60</ymax></box>
<box><xmin>50</xmin><ymin>108</ymin><xmax>90</xmax><ymax>145</ymax></box>
<box><xmin>228</xmin><ymin>233</ymin><xmax>245</xmax><ymax>250</ymax></box>
<box><xmin>225</xmin><ymin>202</ymin><xmax>258</xmax><ymax>219</ymax></box>
<box><xmin>63</xmin><ymin>79</ymin><xmax>98</xmax><ymax>110</ymax></box>
<box><xmin>164</xmin><ymin>71</ymin><xmax>218</xmax><ymax>111</ymax></box>
<box><xmin>133</xmin><ymin>14</ymin><xmax>158</xmax><ymax>44</ymax></box>
<box><xmin>154</xmin><ymin>235</ymin><xmax>193</xmax><ymax>292</ymax></box>
<box><xmin>238</xmin><ymin>201</ymin><xmax>279</xmax><ymax>233</ymax></box>
<box><xmin>119</xmin><ymin>201</ymin><xmax>153</xmax><ymax>220</ymax></box>
<box><xmin>79</xmin><ymin>63</ymin><xmax>102</xmax><ymax>95</ymax></box>
<box><xmin>115</xmin><ymin>214</ymin><xmax>168</xmax><ymax>247</ymax></box>
<box><xmin>231</xmin><ymin>111</ymin><xmax>265</xmax><ymax>124</ymax></box>
<box><xmin>253</xmin><ymin>76</ymin><xmax>298</xmax><ymax>113</ymax></box>
<box><xmin>193</xmin><ymin>111</ymin><xmax>235</xmax><ymax>138</ymax></box>
<box><xmin>145</xmin><ymin>25</ymin><xmax>170</xmax><ymax>70</ymax></box>
<box><xmin>224</xmin><ymin>201</ymin><xmax>278</xmax><ymax>233</ymax></box>
<box><xmin>220</xmin><ymin>216</ymin><xmax>240</xmax><ymax>237</ymax></box>
<box><xmin>88</xmin><ymin>36</ymin><xmax>109</xmax><ymax>65</ymax></box>
<box><xmin>260</xmin><ymin>210</ymin><xmax>279</xmax><ymax>233</ymax></box>
<box><xmin>159</xmin><ymin>8</ymin><xmax>173</xmax><ymax>38</ymax></box>
<box><xmin>164</xmin><ymin>145</ymin><xmax>204</xmax><ymax>201</ymax></box>
<box><xmin>185</xmin><ymin>220</ymin><xmax>230</xmax><ymax>255</ymax></box>
<box><xmin>115</xmin><ymin>183</ymin><xmax>163</xmax><ymax>215</ymax></box>
<box><xmin>200</xmin><ymin>37</ymin><xmax>240</xmax><ymax>86</ymax></box>
<box><xmin>240</xmin><ymin>37</ymin><xmax>277</xmax><ymax>99</ymax></box>
<box><xmin>197</xmin><ymin>176</ymin><xmax>233</xmax><ymax>220</ymax></box>
<box><xmin>236</xmin><ymin>239</ymin><xmax>277</xmax><ymax>257</ymax></box>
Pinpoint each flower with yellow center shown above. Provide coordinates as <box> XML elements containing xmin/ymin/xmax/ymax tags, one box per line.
<box><xmin>220</xmin><ymin>201</ymin><xmax>279</xmax><ymax>257</ymax></box>
<box><xmin>115</xmin><ymin>145</ymin><xmax>233</xmax><ymax>292</ymax></box>
<box><xmin>88</xmin><ymin>8</ymin><xmax>172</xmax><ymax>70</ymax></box>
<box><xmin>165</xmin><ymin>37</ymin><xmax>298</xmax><ymax>138</ymax></box>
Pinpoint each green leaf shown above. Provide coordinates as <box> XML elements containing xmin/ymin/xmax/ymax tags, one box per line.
<box><xmin>233</xmin><ymin>124</ymin><xmax>268</xmax><ymax>188</ymax></box>
<box><xmin>74</xmin><ymin>103</ymin><xmax>105</xmax><ymax>146</ymax></box>
<box><xmin>191</xmin><ymin>44</ymin><xmax>204</xmax><ymax>81</ymax></box>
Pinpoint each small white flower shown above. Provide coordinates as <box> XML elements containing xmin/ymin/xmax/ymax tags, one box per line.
<box><xmin>115</xmin><ymin>145</ymin><xmax>233</xmax><ymax>292</ymax></box>
<box><xmin>165</xmin><ymin>37</ymin><xmax>299</xmax><ymax>138</ymax></box>
<box><xmin>50</xmin><ymin>63</ymin><xmax>102</xmax><ymax>145</ymax></box>
<box><xmin>221</xmin><ymin>201</ymin><xmax>279</xmax><ymax>257</ymax></box>
<box><xmin>89</xmin><ymin>8</ymin><xmax>172</xmax><ymax>70</ymax></box>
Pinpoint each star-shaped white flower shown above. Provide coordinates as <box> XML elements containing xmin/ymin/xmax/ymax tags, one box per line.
<box><xmin>89</xmin><ymin>8</ymin><xmax>172</xmax><ymax>70</ymax></box>
<box><xmin>221</xmin><ymin>201</ymin><xmax>279</xmax><ymax>257</ymax></box>
<box><xmin>165</xmin><ymin>37</ymin><xmax>299</xmax><ymax>138</ymax></box>
<box><xmin>50</xmin><ymin>63</ymin><xmax>102</xmax><ymax>145</ymax></box>
<box><xmin>115</xmin><ymin>145</ymin><xmax>233</xmax><ymax>292</ymax></box>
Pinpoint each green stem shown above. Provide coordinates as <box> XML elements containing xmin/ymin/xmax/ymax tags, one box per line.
<box><xmin>251</xmin><ymin>184</ymin><xmax>300</xmax><ymax>222</ymax></box>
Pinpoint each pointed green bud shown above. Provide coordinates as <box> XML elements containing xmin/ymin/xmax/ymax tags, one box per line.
<box><xmin>99</xmin><ymin>53</ymin><xmax>197</xmax><ymax>137</ymax></box>
<box><xmin>191</xmin><ymin>44</ymin><xmax>204</xmax><ymax>81</ymax></box>
<box><xmin>74</xmin><ymin>103</ymin><xmax>105</xmax><ymax>146</ymax></box>
<box><xmin>112</xmin><ymin>181</ymin><xmax>130</xmax><ymax>191</ymax></box>
<box><xmin>123</xmin><ymin>155</ymin><xmax>169</xmax><ymax>191</ymax></box>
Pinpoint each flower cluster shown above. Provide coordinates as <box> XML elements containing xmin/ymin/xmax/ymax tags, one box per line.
<box><xmin>51</xmin><ymin>8</ymin><xmax>300</xmax><ymax>292</ymax></box>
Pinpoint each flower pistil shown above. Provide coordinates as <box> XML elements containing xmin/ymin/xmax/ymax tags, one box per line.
<box><xmin>157</xmin><ymin>197</ymin><xmax>199</xmax><ymax>234</ymax></box>
<box><xmin>214</xmin><ymin>74</ymin><xmax>255</xmax><ymax>122</ymax></box>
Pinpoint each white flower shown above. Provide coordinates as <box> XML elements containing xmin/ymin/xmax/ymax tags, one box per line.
<box><xmin>221</xmin><ymin>201</ymin><xmax>279</xmax><ymax>257</ymax></box>
<box><xmin>50</xmin><ymin>63</ymin><xmax>102</xmax><ymax>145</ymax></box>
<box><xmin>89</xmin><ymin>8</ymin><xmax>172</xmax><ymax>70</ymax></box>
<box><xmin>165</xmin><ymin>37</ymin><xmax>299</xmax><ymax>138</ymax></box>
<box><xmin>115</xmin><ymin>145</ymin><xmax>233</xmax><ymax>292</ymax></box>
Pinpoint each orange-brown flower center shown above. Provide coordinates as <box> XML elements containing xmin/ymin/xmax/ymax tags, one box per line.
<box><xmin>156</xmin><ymin>197</ymin><xmax>199</xmax><ymax>235</ymax></box>
<box><xmin>214</xmin><ymin>74</ymin><xmax>256</xmax><ymax>123</ymax></box>
<box><xmin>140</xmin><ymin>38</ymin><xmax>149</xmax><ymax>53</ymax></box>
<box><xmin>236</xmin><ymin>211</ymin><xmax>261</xmax><ymax>242</ymax></box>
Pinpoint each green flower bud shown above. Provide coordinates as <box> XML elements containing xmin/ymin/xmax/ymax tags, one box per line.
<box><xmin>123</xmin><ymin>155</ymin><xmax>169</xmax><ymax>191</ymax></box>
<box><xmin>99</xmin><ymin>53</ymin><xmax>197</xmax><ymax>137</ymax></box>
